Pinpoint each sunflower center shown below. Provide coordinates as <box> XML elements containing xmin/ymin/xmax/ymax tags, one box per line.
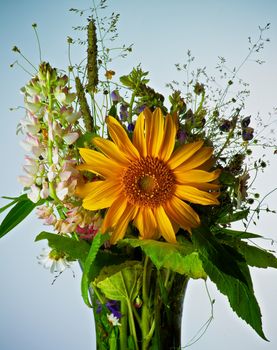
<box><xmin>122</xmin><ymin>156</ymin><xmax>175</xmax><ymax>207</ymax></box>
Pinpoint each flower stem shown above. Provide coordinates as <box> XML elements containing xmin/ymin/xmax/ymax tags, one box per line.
<box><xmin>120</xmin><ymin>301</ymin><xmax>128</xmax><ymax>350</ymax></box>
<box><xmin>126</xmin><ymin>298</ymin><xmax>139</xmax><ymax>350</ymax></box>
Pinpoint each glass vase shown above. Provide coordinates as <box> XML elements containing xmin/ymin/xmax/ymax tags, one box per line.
<box><xmin>91</xmin><ymin>258</ymin><xmax>188</xmax><ymax>350</ymax></box>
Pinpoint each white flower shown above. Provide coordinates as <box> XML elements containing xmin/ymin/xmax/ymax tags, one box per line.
<box><xmin>37</xmin><ymin>247</ymin><xmax>71</xmax><ymax>274</ymax></box>
<box><xmin>107</xmin><ymin>313</ymin><xmax>121</xmax><ymax>327</ymax></box>
<box><xmin>27</xmin><ymin>184</ymin><xmax>40</xmax><ymax>203</ymax></box>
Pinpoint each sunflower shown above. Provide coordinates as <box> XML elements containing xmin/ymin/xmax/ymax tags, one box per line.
<box><xmin>76</xmin><ymin>108</ymin><xmax>220</xmax><ymax>244</ymax></box>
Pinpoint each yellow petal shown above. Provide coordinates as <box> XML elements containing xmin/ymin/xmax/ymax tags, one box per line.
<box><xmin>109</xmin><ymin>204</ymin><xmax>138</xmax><ymax>244</ymax></box>
<box><xmin>76</xmin><ymin>163</ymin><xmax>119</xmax><ymax>179</ymax></box>
<box><xmin>154</xmin><ymin>206</ymin><xmax>176</xmax><ymax>243</ymax></box>
<box><xmin>174</xmin><ymin>169</ymin><xmax>221</xmax><ymax>184</ymax></box>
<box><xmin>176</xmin><ymin>185</ymin><xmax>220</xmax><ymax>205</ymax></box>
<box><xmin>133</xmin><ymin>112</ymin><xmax>147</xmax><ymax>157</ymax></box>
<box><xmin>174</xmin><ymin>147</ymin><xmax>213</xmax><ymax>172</ymax></box>
<box><xmin>183</xmin><ymin>182</ymin><xmax>220</xmax><ymax>191</ymax></box>
<box><xmin>93</xmin><ymin>137</ymin><xmax>130</xmax><ymax>166</ymax></box>
<box><xmin>148</xmin><ymin>108</ymin><xmax>164</xmax><ymax>156</ymax></box>
<box><xmin>107</xmin><ymin>116</ymin><xmax>140</xmax><ymax>160</ymax></box>
<box><xmin>102</xmin><ymin>197</ymin><xmax>128</xmax><ymax>233</ymax></box>
<box><xmin>165</xmin><ymin>196</ymin><xmax>200</xmax><ymax>229</ymax></box>
<box><xmin>168</xmin><ymin>141</ymin><xmax>204</xmax><ymax>169</ymax></box>
<box><xmin>159</xmin><ymin>114</ymin><xmax>177</xmax><ymax>161</ymax></box>
<box><xmin>134</xmin><ymin>207</ymin><xmax>158</xmax><ymax>239</ymax></box>
<box><xmin>81</xmin><ymin>180</ymin><xmax>121</xmax><ymax>210</ymax></box>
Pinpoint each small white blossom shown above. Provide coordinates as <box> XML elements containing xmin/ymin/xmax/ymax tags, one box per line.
<box><xmin>37</xmin><ymin>247</ymin><xmax>71</xmax><ymax>274</ymax></box>
<box><xmin>107</xmin><ymin>313</ymin><xmax>121</xmax><ymax>327</ymax></box>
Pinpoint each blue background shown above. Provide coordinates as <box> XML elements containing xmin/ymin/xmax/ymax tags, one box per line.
<box><xmin>0</xmin><ymin>1</ymin><xmax>277</xmax><ymax>349</ymax></box>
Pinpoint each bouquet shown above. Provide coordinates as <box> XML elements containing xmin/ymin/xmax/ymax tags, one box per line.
<box><xmin>1</xmin><ymin>2</ymin><xmax>277</xmax><ymax>349</ymax></box>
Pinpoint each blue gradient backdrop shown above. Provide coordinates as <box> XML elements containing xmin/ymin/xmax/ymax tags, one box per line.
<box><xmin>0</xmin><ymin>1</ymin><xmax>277</xmax><ymax>349</ymax></box>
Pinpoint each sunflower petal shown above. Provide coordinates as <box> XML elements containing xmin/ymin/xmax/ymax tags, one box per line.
<box><xmin>110</xmin><ymin>205</ymin><xmax>138</xmax><ymax>244</ymax></box>
<box><xmin>176</xmin><ymin>185</ymin><xmax>220</xmax><ymax>205</ymax></box>
<box><xmin>165</xmin><ymin>196</ymin><xmax>200</xmax><ymax>229</ymax></box>
<box><xmin>159</xmin><ymin>114</ymin><xmax>177</xmax><ymax>161</ymax></box>
<box><xmin>78</xmin><ymin>148</ymin><xmax>123</xmax><ymax>178</ymax></box>
<box><xmin>174</xmin><ymin>169</ymin><xmax>221</xmax><ymax>184</ymax></box>
<box><xmin>93</xmin><ymin>137</ymin><xmax>130</xmax><ymax>166</ymax></box>
<box><xmin>184</xmin><ymin>182</ymin><xmax>220</xmax><ymax>191</ymax></box>
<box><xmin>148</xmin><ymin>108</ymin><xmax>164</xmax><ymax>156</ymax></box>
<box><xmin>107</xmin><ymin>116</ymin><xmax>140</xmax><ymax>160</ymax></box>
<box><xmin>133</xmin><ymin>112</ymin><xmax>147</xmax><ymax>157</ymax></box>
<box><xmin>154</xmin><ymin>206</ymin><xmax>176</xmax><ymax>243</ymax></box>
<box><xmin>102</xmin><ymin>197</ymin><xmax>128</xmax><ymax>233</ymax></box>
<box><xmin>134</xmin><ymin>207</ymin><xmax>158</xmax><ymax>239</ymax></box>
<box><xmin>81</xmin><ymin>181</ymin><xmax>121</xmax><ymax>210</ymax></box>
<box><xmin>168</xmin><ymin>141</ymin><xmax>204</xmax><ymax>169</ymax></box>
<box><xmin>174</xmin><ymin>147</ymin><xmax>213</xmax><ymax>172</ymax></box>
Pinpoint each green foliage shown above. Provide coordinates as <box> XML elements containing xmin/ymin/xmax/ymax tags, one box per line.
<box><xmin>192</xmin><ymin>226</ymin><xmax>267</xmax><ymax>340</ymax></box>
<box><xmin>216</xmin><ymin>209</ymin><xmax>249</xmax><ymax>224</ymax></box>
<box><xmin>35</xmin><ymin>231</ymin><xmax>90</xmax><ymax>261</ymax></box>
<box><xmin>94</xmin><ymin>261</ymin><xmax>143</xmax><ymax>302</ymax></box>
<box><xmin>0</xmin><ymin>195</ymin><xmax>43</xmax><ymax>239</ymax></box>
<box><xmin>211</xmin><ymin>226</ymin><xmax>262</xmax><ymax>239</ymax></box>
<box><xmin>122</xmin><ymin>238</ymin><xmax>207</xmax><ymax>279</ymax></box>
<box><xmin>81</xmin><ymin>232</ymin><xmax>110</xmax><ymax>307</ymax></box>
<box><xmin>120</xmin><ymin>67</ymin><xmax>149</xmax><ymax>89</ymax></box>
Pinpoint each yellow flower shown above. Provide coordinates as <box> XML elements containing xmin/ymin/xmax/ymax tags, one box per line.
<box><xmin>76</xmin><ymin>108</ymin><xmax>220</xmax><ymax>244</ymax></box>
<box><xmin>105</xmin><ymin>70</ymin><xmax>115</xmax><ymax>80</ymax></box>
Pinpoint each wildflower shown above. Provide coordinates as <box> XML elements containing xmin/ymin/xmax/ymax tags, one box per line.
<box><xmin>110</xmin><ymin>90</ymin><xmax>121</xmax><ymax>103</ymax></box>
<box><xmin>242</xmin><ymin>127</ymin><xmax>254</xmax><ymax>141</ymax></box>
<box><xmin>107</xmin><ymin>313</ymin><xmax>121</xmax><ymax>326</ymax></box>
<box><xmin>119</xmin><ymin>104</ymin><xmax>129</xmax><ymax>120</ymax></box>
<box><xmin>128</xmin><ymin>122</ymin><xmax>135</xmax><ymax>132</ymax></box>
<box><xmin>76</xmin><ymin>108</ymin><xmax>220</xmax><ymax>244</ymax></box>
<box><xmin>219</xmin><ymin>119</ymin><xmax>232</xmax><ymax>132</ymax></box>
<box><xmin>36</xmin><ymin>205</ymin><xmax>57</xmax><ymax>225</ymax></box>
<box><xmin>37</xmin><ymin>247</ymin><xmax>71</xmax><ymax>274</ymax></box>
<box><xmin>105</xmin><ymin>70</ymin><xmax>115</xmax><ymax>80</ymax></box>
<box><xmin>241</xmin><ymin>116</ymin><xmax>251</xmax><ymax>128</ymax></box>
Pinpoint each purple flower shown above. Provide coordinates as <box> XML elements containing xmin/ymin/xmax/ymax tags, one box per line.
<box><xmin>128</xmin><ymin>123</ymin><xmax>135</xmax><ymax>132</ymax></box>
<box><xmin>96</xmin><ymin>300</ymin><xmax>122</xmax><ymax>319</ymax></box>
<box><xmin>177</xmin><ymin>129</ymin><xmax>187</xmax><ymax>144</ymax></box>
<box><xmin>119</xmin><ymin>104</ymin><xmax>129</xmax><ymax>120</ymax></box>
<box><xmin>110</xmin><ymin>90</ymin><xmax>121</xmax><ymax>103</ymax></box>
<box><xmin>106</xmin><ymin>300</ymin><xmax>122</xmax><ymax>319</ymax></box>
<box><xmin>242</xmin><ymin>127</ymin><xmax>254</xmax><ymax>141</ymax></box>
<box><xmin>241</xmin><ymin>116</ymin><xmax>251</xmax><ymax>128</ymax></box>
<box><xmin>219</xmin><ymin>119</ymin><xmax>232</xmax><ymax>132</ymax></box>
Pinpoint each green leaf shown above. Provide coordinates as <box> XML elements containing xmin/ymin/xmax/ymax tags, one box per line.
<box><xmin>94</xmin><ymin>261</ymin><xmax>143</xmax><ymax>302</ymax></box>
<box><xmin>35</xmin><ymin>231</ymin><xmax>90</xmax><ymax>260</ymax></box>
<box><xmin>0</xmin><ymin>194</ymin><xmax>29</xmax><ymax>214</ymax></box>
<box><xmin>0</xmin><ymin>196</ymin><xmax>43</xmax><ymax>239</ymax></box>
<box><xmin>108</xmin><ymin>105</ymin><xmax>117</xmax><ymax>118</ymax></box>
<box><xmin>192</xmin><ymin>226</ymin><xmax>267</xmax><ymax>340</ymax></box>
<box><xmin>81</xmin><ymin>232</ymin><xmax>110</xmax><ymax>307</ymax></box>
<box><xmin>212</xmin><ymin>226</ymin><xmax>262</xmax><ymax>239</ymax></box>
<box><xmin>122</xmin><ymin>238</ymin><xmax>206</xmax><ymax>279</ymax></box>
<box><xmin>216</xmin><ymin>209</ymin><xmax>249</xmax><ymax>224</ymax></box>
<box><xmin>233</xmin><ymin>241</ymin><xmax>277</xmax><ymax>269</ymax></box>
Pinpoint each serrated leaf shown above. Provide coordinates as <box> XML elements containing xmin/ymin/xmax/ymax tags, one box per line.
<box><xmin>81</xmin><ymin>232</ymin><xmax>110</xmax><ymax>307</ymax></box>
<box><xmin>234</xmin><ymin>241</ymin><xmax>277</xmax><ymax>269</ymax></box>
<box><xmin>119</xmin><ymin>75</ymin><xmax>132</xmax><ymax>87</ymax></box>
<box><xmin>35</xmin><ymin>231</ymin><xmax>90</xmax><ymax>260</ymax></box>
<box><xmin>0</xmin><ymin>197</ymin><xmax>43</xmax><ymax>238</ymax></box>
<box><xmin>212</xmin><ymin>226</ymin><xmax>262</xmax><ymax>239</ymax></box>
<box><xmin>122</xmin><ymin>238</ymin><xmax>206</xmax><ymax>279</ymax></box>
<box><xmin>192</xmin><ymin>226</ymin><xmax>267</xmax><ymax>340</ymax></box>
<box><xmin>217</xmin><ymin>209</ymin><xmax>249</xmax><ymax>224</ymax></box>
<box><xmin>94</xmin><ymin>261</ymin><xmax>143</xmax><ymax>301</ymax></box>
